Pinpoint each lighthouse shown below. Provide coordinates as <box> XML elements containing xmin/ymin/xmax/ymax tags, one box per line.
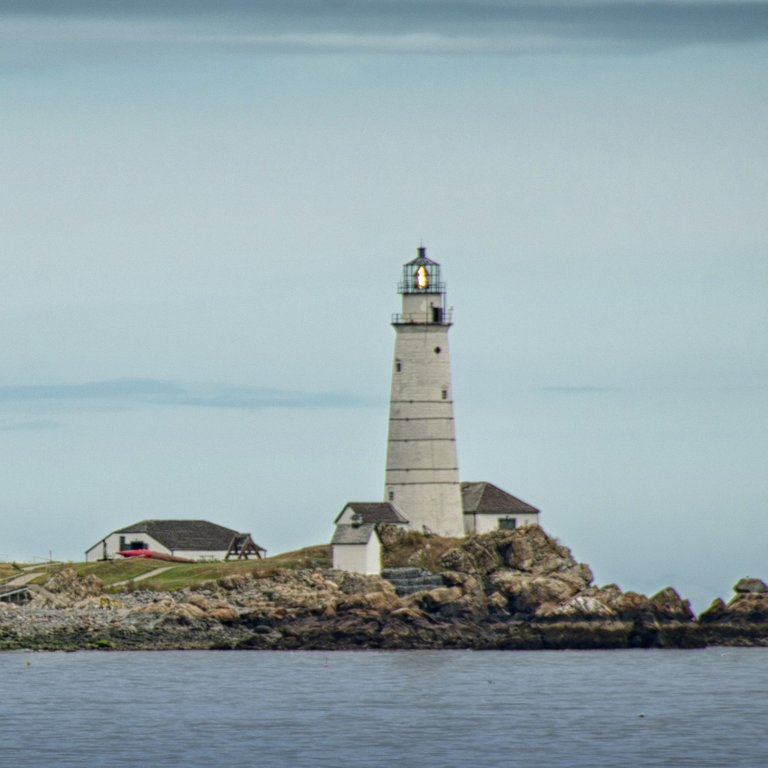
<box><xmin>384</xmin><ymin>247</ymin><xmax>464</xmax><ymax>537</ymax></box>
<box><xmin>331</xmin><ymin>245</ymin><xmax>542</xmax><ymax>574</ymax></box>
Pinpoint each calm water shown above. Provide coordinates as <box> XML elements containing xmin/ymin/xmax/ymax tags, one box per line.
<box><xmin>1</xmin><ymin>648</ymin><xmax>767</xmax><ymax>767</ymax></box>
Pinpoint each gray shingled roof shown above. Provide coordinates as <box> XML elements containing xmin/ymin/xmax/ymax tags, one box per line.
<box><xmin>331</xmin><ymin>523</ymin><xmax>377</xmax><ymax>545</ymax></box>
<box><xmin>333</xmin><ymin>502</ymin><xmax>409</xmax><ymax>525</ymax></box>
<box><xmin>113</xmin><ymin>519</ymin><xmax>242</xmax><ymax>551</ymax></box>
<box><xmin>461</xmin><ymin>482</ymin><xmax>540</xmax><ymax>516</ymax></box>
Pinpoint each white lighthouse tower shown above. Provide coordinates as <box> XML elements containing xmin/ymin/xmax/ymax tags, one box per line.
<box><xmin>384</xmin><ymin>247</ymin><xmax>464</xmax><ymax>537</ymax></box>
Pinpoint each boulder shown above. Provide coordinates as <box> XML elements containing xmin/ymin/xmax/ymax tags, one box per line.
<box><xmin>734</xmin><ymin>577</ymin><xmax>768</xmax><ymax>595</ymax></box>
<box><xmin>486</xmin><ymin>591</ymin><xmax>508</xmax><ymax>612</ymax></box>
<box><xmin>331</xmin><ymin>571</ymin><xmax>393</xmax><ymax>595</ymax></box>
<box><xmin>536</xmin><ymin>595</ymin><xmax>616</xmax><ymax>620</ymax></box>
<box><xmin>558</xmin><ymin>563</ymin><xmax>594</xmax><ymax>590</ymax></box>
<box><xmin>698</xmin><ymin>597</ymin><xmax>727</xmax><ymax>622</ymax></box>
<box><xmin>499</xmin><ymin>526</ymin><xmax>577</xmax><ymax>575</ymax></box>
<box><xmin>185</xmin><ymin>593</ymin><xmax>211</xmax><ymax>611</ymax></box>
<box><xmin>389</xmin><ymin>606</ymin><xmax>425</xmax><ymax>621</ymax></box>
<box><xmin>488</xmin><ymin>571</ymin><xmax>581</xmax><ymax>615</ymax></box>
<box><xmin>414</xmin><ymin>586</ymin><xmax>463</xmax><ymax>611</ymax></box>
<box><xmin>460</xmin><ymin>537</ymin><xmax>503</xmax><ymax>573</ymax></box>
<box><xmin>207</xmin><ymin>607</ymin><xmax>239</xmax><ymax>623</ymax></box>
<box><xmin>699</xmin><ymin>589</ymin><xmax>768</xmax><ymax>646</ymax></box>
<box><xmin>337</xmin><ymin>590</ymin><xmax>402</xmax><ymax>614</ymax></box>
<box><xmin>439</xmin><ymin>547</ymin><xmax>477</xmax><ymax>573</ymax></box>
<box><xmin>376</xmin><ymin>523</ymin><xmax>406</xmax><ymax>549</ymax></box>
<box><xmin>43</xmin><ymin>568</ymin><xmax>104</xmax><ymax>602</ymax></box>
<box><xmin>217</xmin><ymin>574</ymin><xmax>249</xmax><ymax>590</ymax></box>
<box><xmin>440</xmin><ymin>571</ymin><xmax>483</xmax><ymax>597</ymax></box>
<box><xmin>649</xmin><ymin>587</ymin><xmax>695</xmax><ymax>622</ymax></box>
<box><xmin>724</xmin><ymin>594</ymin><xmax>768</xmax><ymax>621</ymax></box>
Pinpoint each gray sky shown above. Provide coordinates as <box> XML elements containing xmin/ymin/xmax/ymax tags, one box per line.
<box><xmin>1</xmin><ymin>1</ymin><xmax>767</xmax><ymax>610</ymax></box>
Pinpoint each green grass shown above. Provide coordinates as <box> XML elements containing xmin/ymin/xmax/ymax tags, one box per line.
<box><xmin>73</xmin><ymin>558</ymin><xmax>171</xmax><ymax>586</ymax></box>
<box><xmin>0</xmin><ymin>564</ymin><xmax>19</xmax><ymax>580</ymax></box>
<box><xmin>132</xmin><ymin>561</ymin><xmax>261</xmax><ymax>591</ymax></box>
<box><xmin>1</xmin><ymin>544</ymin><xmax>332</xmax><ymax>592</ymax></box>
<box><xmin>0</xmin><ymin>561</ymin><xmax>58</xmax><ymax>586</ymax></box>
<box><xmin>381</xmin><ymin>530</ymin><xmax>461</xmax><ymax>571</ymax></box>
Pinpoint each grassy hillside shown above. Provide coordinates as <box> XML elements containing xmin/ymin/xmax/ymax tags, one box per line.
<box><xmin>1</xmin><ymin>545</ymin><xmax>330</xmax><ymax>592</ymax></box>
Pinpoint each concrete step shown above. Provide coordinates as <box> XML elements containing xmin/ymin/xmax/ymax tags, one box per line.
<box><xmin>381</xmin><ymin>567</ymin><xmax>425</xmax><ymax>580</ymax></box>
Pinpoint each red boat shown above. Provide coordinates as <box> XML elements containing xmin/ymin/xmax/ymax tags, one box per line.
<box><xmin>117</xmin><ymin>549</ymin><xmax>193</xmax><ymax>563</ymax></box>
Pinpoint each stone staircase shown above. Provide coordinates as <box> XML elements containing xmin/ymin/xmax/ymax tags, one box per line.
<box><xmin>381</xmin><ymin>567</ymin><xmax>445</xmax><ymax>597</ymax></box>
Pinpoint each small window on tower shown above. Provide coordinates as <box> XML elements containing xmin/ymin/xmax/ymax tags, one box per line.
<box><xmin>396</xmin><ymin>360</ymin><xmax>402</xmax><ymax>372</ymax></box>
<box><xmin>441</xmin><ymin>389</ymin><xmax>448</xmax><ymax>400</ymax></box>
<box><xmin>388</xmin><ymin>490</ymin><xmax>394</xmax><ymax>501</ymax></box>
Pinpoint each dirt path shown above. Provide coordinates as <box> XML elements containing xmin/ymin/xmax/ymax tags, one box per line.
<box><xmin>3</xmin><ymin>571</ymin><xmax>46</xmax><ymax>588</ymax></box>
<box><xmin>112</xmin><ymin>566</ymin><xmax>174</xmax><ymax>587</ymax></box>
<box><xmin>2</xmin><ymin>563</ymin><xmax>174</xmax><ymax>591</ymax></box>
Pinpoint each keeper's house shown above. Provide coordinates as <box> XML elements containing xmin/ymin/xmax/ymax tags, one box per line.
<box><xmin>461</xmin><ymin>482</ymin><xmax>540</xmax><ymax>534</ymax></box>
<box><xmin>85</xmin><ymin>519</ymin><xmax>265</xmax><ymax>562</ymax></box>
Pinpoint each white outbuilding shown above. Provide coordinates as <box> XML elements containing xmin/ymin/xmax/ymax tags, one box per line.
<box><xmin>331</xmin><ymin>502</ymin><xmax>408</xmax><ymax>575</ymax></box>
<box><xmin>331</xmin><ymin>523</ymin><xmax>382</xmax><ymax>576</ymax></box>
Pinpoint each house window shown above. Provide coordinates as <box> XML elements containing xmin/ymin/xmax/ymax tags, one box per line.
<box><xmin>498</xmin><ymin>517</ymin><xmax>517</xmax><ymax>531</ymax></box>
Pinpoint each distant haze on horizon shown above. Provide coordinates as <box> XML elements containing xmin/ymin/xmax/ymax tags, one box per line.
<box><xmin>1</xmin><ymin>1</ymin><xmax>766</xmax><ymax>611</ymax></box>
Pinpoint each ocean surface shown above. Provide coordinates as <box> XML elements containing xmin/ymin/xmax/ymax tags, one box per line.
<box><xmin>2</xmin><ymin>648</ymin><xmax>767</xmax><ymax>767</ymax></box>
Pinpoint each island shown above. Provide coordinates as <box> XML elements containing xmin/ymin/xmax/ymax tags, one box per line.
<box><xmin>0</xmin><ymin>525</ymin><xmax>765</xmax><ymax>651</ymax></box>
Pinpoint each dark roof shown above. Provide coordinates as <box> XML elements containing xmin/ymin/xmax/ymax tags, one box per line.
<box><xmin>331</xmin><ymin>523</ymin><xmax>378</xmax><ymax>545</ymax></box>
<box><xmin>404</xmin><ymin>248</ymin><xmax>439</xmax><ymax>268</ymax></box>
<box><xmin>112</xmin><ymin>519</ymin><xmax>243</xmax><ymax>551</ymax></box>
<box><xmin>461</xmin><ymin>482</ymin><xmax>540</xmax><ymax>516</ymax></box>
<box><xmin>334</xmin><ymin>502</ymin><xmax>409</xmax><ymax>525</ymax></box>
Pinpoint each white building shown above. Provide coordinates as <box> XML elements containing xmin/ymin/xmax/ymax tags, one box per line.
<box><xmin>384</xmin><ymin>247</ymin><xmax>465</xmax><ymax>537</ymax></box>
<box><xmin>331</xmin><ymin>524</ymin><xmax>382</xmax><ymax>576</ymax></box>
<box><xmin>331</xmin><ymin>502</ymin><xmax>408</xmax><ymax>575</ymax></box>
<box><xmin>85</xmin><ymin>519</ymin><xmax>264</xmax><ymax>562</ymax></box>
<box><xmin>461</xmin><ymin>482</ymin><xmax>540</xmax><ymax>534</ymax></box>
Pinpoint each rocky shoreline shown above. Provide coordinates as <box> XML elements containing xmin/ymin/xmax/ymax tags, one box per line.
<box><xmin>1</xmin><ymin>526</ymin><xmax>766</xmax><ymax>651</ymax></box>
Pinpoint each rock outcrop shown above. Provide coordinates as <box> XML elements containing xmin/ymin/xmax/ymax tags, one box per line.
<box><xmin>0</xmin><ymin>527</ymin><xmax>761</xmax><ymax>651</ymax></box>
<box><xmin>699</xmin><ymin>578</ymin><xmax>768</xmax><ymax>646</ymax></box>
